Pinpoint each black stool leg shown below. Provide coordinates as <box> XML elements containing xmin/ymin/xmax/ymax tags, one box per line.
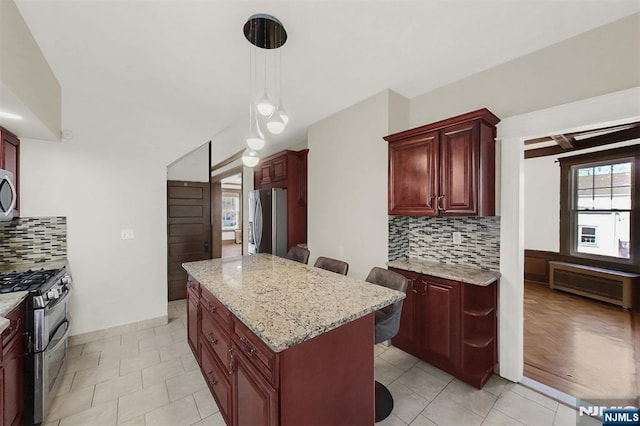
<box><xmin>375</xmin><ymin>380</ymin><xmax>394</xmax><ymax>422</ymax></box>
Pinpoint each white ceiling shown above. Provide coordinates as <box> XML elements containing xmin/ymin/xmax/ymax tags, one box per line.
<box><xmin>14</xmin><ymin>0</ymin><xmax>640</xmax><ymax>158</ymax></box>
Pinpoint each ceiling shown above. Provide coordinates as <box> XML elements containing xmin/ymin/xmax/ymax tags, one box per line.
<box><xmin>13</xmin><ymin>1</ymin><xmax>640</xmax><ymax>159</ymax></box>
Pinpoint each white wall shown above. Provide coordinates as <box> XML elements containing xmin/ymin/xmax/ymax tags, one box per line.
<box><xmin>524</xmin><ymin>139</ymin><xmax>640</xmax><ymax>252</ymax></box>
<box><xmin>20</xmin><ymin>88</ymin><xmax>212</xmax><ymax>336</ymax></box>
<box><xmin>0</xmin><ymin>0</ymin><xmax>61</xmax><ymax>139</ymax></box>
<box><xmin>307</xmin><ymin>90</ymin><xmax>408</xmax><ymax>279</ymax></box>
<box><xmin>167</xmin><ymin>142</ymin><xmax>209</xmax><ymax>182</ymax></box>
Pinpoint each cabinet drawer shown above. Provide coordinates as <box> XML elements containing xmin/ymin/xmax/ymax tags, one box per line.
<box><xmin>200</xmin><ymin>308</ymin><xmax>231</xmax><ymax>367</ymax></box>
<box><xmin>200</xmin><ymin>341</ymin><xmax>232</xmax><ymax>424</ymax></box>
<box><xmin>187</xmin><ymin>276</ymin><xmax>200</xmax><ymax>299</ymax></box>
<box><xmin>200</xmin><ymin>289</ymin><xmax>232</xmax><ymax>332</ymax></box>
<box><xmin>2</xmin><ymin>304</ymin><xmax>24</xmax><ymax>349</ymax></box>
<box><xmin>233</xmin><ymin>318</ymin><xmax>277</xmax><ymax>386</ymax></box>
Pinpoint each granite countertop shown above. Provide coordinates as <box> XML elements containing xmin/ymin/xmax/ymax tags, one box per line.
<box><xmin>182</xmin><ymin>254</ymin><xmax>405</xmax><ymax>353</ymax></box>
<box><xmin>387</xmin><ymin>258</ymin><xmax>500</xmax><ymax>286</ymax></box>
<box><xmin>0</xmin><ymin>291</ymin><xmax>29</xmax><ymax>334</ymax></box>
<box><xmin>0</xmin><ymin>258</ymin><xmax>69</xmax><ymax>274</ymax></box>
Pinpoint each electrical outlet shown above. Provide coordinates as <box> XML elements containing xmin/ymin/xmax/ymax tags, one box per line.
<box><xmin>452</xmin><ymin>232</ymin><xmax>462</xmax><ymax>244</ymax></box>
<box><xmin>121</xmin><ymin>229</ymin><xmax>134</xmax><ymax>240</ymax></box>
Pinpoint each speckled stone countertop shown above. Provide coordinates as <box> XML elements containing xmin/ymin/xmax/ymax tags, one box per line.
<box><xmin>182</xmin><ymin>254</ymin><xmax>405</xmax><ymax>353</ymax></box>
<box><xmin>0</xmin><ymin>258</ymin><xmax>68</xmax><ymax>274</ymax></box>
<box><xmin>387</xmin><ymin>258</ymin><xmax>500</xmax><ymax>286</ymax></box>
<box><xmin>0</xmin><ymin>291</ymin><xmax>29</xmax><ymax>334</ymax></box>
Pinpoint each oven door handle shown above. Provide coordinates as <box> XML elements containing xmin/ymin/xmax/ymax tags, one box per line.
<box><xmin>45</xmin><ymin>319</ymin><xmax>69</xmax><ymax>352</ymax></box>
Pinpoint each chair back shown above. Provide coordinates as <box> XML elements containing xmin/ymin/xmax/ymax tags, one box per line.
<box><xmin>286</xmin><ymin>246</ymin><xmax>310</xmax><ymax>264</ymax></box>
<box><xmin>366</xmin><ymin>267</ymin><xmax>408</xmax><ymax>344</ymax></box>
<box><xmin>313</xmin><ymin>256</ymin><xmax>349</xmax><ymax>275</ymax></box>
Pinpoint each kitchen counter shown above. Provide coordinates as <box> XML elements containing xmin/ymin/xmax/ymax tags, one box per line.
<box><xmin>388</xmin><ymin>257</ymin><xmax>500</xmax><ymax>286</ymax></box>
<box><xmin>0</xmin><ymin>291</ymin><xmax>29</xmax><ymax>334</ymax></box>
<box><xmin>182</xmin><ymin>253</ymin><xmax>404</xmax><ymax>352</ymax></box>
<box><xmin>0</xmin><ymin>257</ymin><xmax>68</xmax><ymax>274</ymax></box>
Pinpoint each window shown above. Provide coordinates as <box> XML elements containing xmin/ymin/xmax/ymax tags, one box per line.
<box><xmin>560</xmin><ymin>145</ymin><xmax>639</xmax><ymax>264</ymax></box>
<box><xmin>222</xmin><ymin>192</ymin><xmax>240</xmax><ymax>229</ymax></box>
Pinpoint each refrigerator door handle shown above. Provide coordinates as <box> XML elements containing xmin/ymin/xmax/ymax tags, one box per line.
<box><xmin>255</xmin><ymin>195</ymin><xmax>263</xmax><ymax>252</ymax></box>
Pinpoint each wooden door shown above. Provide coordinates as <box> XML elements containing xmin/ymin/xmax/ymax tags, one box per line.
<box><xmin>0</xmin><ymin>128</ymin><xmax>19</xmax><ymax>217</ymax></box>
<box><xmin>388</xmin><ymin>132</ymin><xmax>439</xmax><ymax>216</ymax></box>
<box><xmin>233</xmin><ymin>350</ymin><xmax>279</xmax><ymax>426</ymax></box>
<box><xmin>167</xmin><ymin>181</ymin><xmax>211</xmax><ymax>301</ymax></box>
<box><xmin>440</xmin><ymin>122</ymin><xmax>478</xmax><ymax>215</ymax></box>
<box><xmin>423</xmin><ymin>277</ymin><xmax>460</xmax><ymax>371</ymax></box>
<box><xmin>390</xmin><ymin>269</ymin><xmax>423</xmax><ymax>358</ymax></box>
<box><xmin>3</xmin><ymin>336</ymin><xmax>24</xmax><ymax>426</ymax></box>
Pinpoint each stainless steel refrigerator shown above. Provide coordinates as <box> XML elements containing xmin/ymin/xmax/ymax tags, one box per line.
<box><xmin>248</xmin><ymin>188</ymin><xmax>288</xmax><ymax>256</ymax></box>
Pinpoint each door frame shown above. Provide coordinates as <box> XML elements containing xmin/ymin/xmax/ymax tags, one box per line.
<box><xmin>212</xmin><ymin>166</ymin><xmax>244</xmax><ymax>259</ymax></box>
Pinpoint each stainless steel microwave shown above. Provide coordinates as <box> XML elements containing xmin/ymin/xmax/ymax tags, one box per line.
<box><xmin>0</xmin><ymin>169</ymin><xmax>17</xmax><ymax>222</ymax></box>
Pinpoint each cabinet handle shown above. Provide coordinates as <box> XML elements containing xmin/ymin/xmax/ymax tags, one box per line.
<box><xmin>207</xmin><ymin>302</ymin><xmax>217</xmax><ymax>314</ymax></box>
<box><xmin>239</xmin><ymin>336</ymin><xmax>257</xmax><ymax>357</ymax></box>
<box><xmin>408</xmin><ymin>278</ymin><xmax>418</xmax><ymax>294</ymax></box>
<box><xmin>437</xmin><ymin>195</ymin><xmax>446</xmax><ymax>212</ymax></box>
<box><xmin>8</xmin><ymin>318</ymin><xmax>21</xmax><ymax>334</ymax></box>
<box><xmin>207</xmin><ymin>332</ymin><xmax>218</xmax><ymax>345</ymax></box>
<box><xmin>228</xmin><ymin>348</ymin><xmax>235</xmax><ymax>375</ymax></box>
<box><xmin>420</xmin><ymin>280</ymin><xmax>428</xmax><ymax>296</ymax></box>
<box><xmin>428</xmin><ymin>195</ymin><xmax>437</xmax><ymax>209</ymax></box>
<box><xmin>207</xmin><ymin>372</ymin><xmax>217</xmax><ymax>386</ymax></box>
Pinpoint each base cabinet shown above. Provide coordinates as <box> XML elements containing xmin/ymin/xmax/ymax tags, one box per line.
<box><xmin>1</xmin><ymin>302</ymin><xmax>26</xmax><ymax>426</ymax></box>
<box><xmin>186</xmin><ymin>274</ymin><xmax>375</xmax><ymax>425</ymax></box>
<box><xmin>390</xmin><ymin>268</ymin><xmax>496</xmax><ymax>389</ymax></box>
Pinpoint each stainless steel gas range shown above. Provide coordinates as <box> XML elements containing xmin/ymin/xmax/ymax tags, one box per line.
<box><xmin>0</xmin><ymin>266</ymin><xmax>72</xmax><ymax>425</ymax></box>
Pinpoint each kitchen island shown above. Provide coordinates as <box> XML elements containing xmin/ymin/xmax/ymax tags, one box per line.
<box><xmin>182</xmin><ymin>254</ymin><xmax>405</xmax><ymax>426</ymax></box>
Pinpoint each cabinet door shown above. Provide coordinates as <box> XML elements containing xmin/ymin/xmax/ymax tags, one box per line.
<box><xmin>440</xmin><ymin>122</ymin><xmax>478</xmax><ymax>215</ymax></box>
<box><xmin>256</xmin><ymin>161</ymin><xmax>273</xmax><ymax>188</ymax></box>
<box><xmin>390</xmin><ymin>269</ymin><xmax>423</xmax><ymax>357</ymax></box>
<box><xmin>388</xmin><ymin>132</ymin><xmax>439</xmax><ymax>215</ymax></box>
<box><xmin>233</xmin><ymin>349</ymin><xmax>278</xmax><ymax>426</ymax></box>
<box><xmin>3</xmin><ymin>335</ymin><xmax>24</xmax><ymax>426</ymax></box>
<box><xmin>271</xmin><ymin>156</ymin><xmax>287</xmax><ymax>185</ymax></box>
<box><xmin>423</xmin><ymin>278</ymin><xmax>460</xmax><ymax>371</ymax></box>
<box><xmin>201</xmin><ymin>342</ymin><xmax>232</xmax><ymax>425</ymax></box>
<box><xmin>187</xmin><ymin>294</ymin><xmax>199</xmax><ymax>361</ymax></box>
<box><xmin>0</xmin><ymin>367</ymin><xmax>4</xmax><ymax>426</ymax></box>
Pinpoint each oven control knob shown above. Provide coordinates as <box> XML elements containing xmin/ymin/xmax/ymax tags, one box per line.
<box><xmin>47</xmin><ymin>288</ymin><xmax>60</xmax><ymax>300</ymax></box>
<box><xmin>61</xmin><ymin>275</ymin><xmax>71</xmax><ymax>285</ymax></box>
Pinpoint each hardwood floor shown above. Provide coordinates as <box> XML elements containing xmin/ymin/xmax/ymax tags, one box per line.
<box><xmin>524</xmin><ymin>280</ymin><xmax>639</xmax><ymax>402</ymax></box>
<box><xmin>221</xmin><ymin>242</ymin><xmax>242</xmax><ymax>258</ymax></box>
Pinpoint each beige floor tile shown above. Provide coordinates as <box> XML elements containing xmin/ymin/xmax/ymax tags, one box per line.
<box><xmin>66</xmin><ymin>344</ymin><xmax>84</xmax><ymax>359</ymax></box>
<box><xmin>374</xmin><ymin>345</ymin><xmax>387</xmax><ymax>357</ymax></box>
<box><xmin>165</xmin><ymin>369</ymin><xmax>207</xmax><ymax>402</ymax></box>
<box><xmin>180</xmin><ymin>353</ymin><xmax>199</xmax><ymax>372</ymax></box>
<box><xmin>387</xmin><ymin>381</ymin><xmax>429</xmax><ymax>424</ymax></box>
<box><xmin>59</xmin><ymin>400</ymin><xmax>117</xmax><ymax>426</ymax></box>
<box><xmin>55</xmin><ymin>373</ymin><xmax>75</xmax><ymax>396</ymax></box>
<box><xmin>71</xmin><ymin>364</ymin><xmax>120</xmax><ymax>391</ymax></box>
<box><xmin>553</xmin><ymin>404</ymin><xmax>583</xmax><ymax>426</ymax></box>
<box><xmin>93</xmin><ymin>371</ymin><xmax>143</xmax><ymax>405</ymax></box>
<box><xmin>423</xmin><ymin>395</ymin><xmax>484</xmax><ymax>426</ymax></box>
<box><xmin>376</xmin><ymin>413</ymin><xmax>408</xmax><ymax>425</ymax></box>
<box><xmin>440</xmin><ymin>379</ymin><xmax>498</xmax><ymax>417</ymax></box>
<box><xmin>510</xmin><ymin>384</ymin><xmax>559</xmax><ymax>411</ymax></box>
<box><xmin>375</xmin><ymin>357</ymin><xmax>405</xmax><ymax>386</ymax></box>
<box><xmin>153</xmin><ymin>319</ymin><xmax>185</xmax><ymax>337</ymax></box>
<box><xmin>142</xmin><ymin>358</ymin><xmax>184</xmax><ymax>387</ymax></box>
<box><xmin>137</xmin><ymin>316</ymin><xmax>168</xmax><ymax>331</ymax></box>
<box><xmin>120</xmin><ymin>350</ymin><xmax>161</xmax><ymax>376</ymax></box>
<box><xmin>117</xmin><ymin>415</ymin><xmax>146</xmax><ymax>426</ymax></box>
<box><xmin>103</xmin><ymin>323</ymin><xmax>138</xmax><ymax>338</ymax></box>
<box><xmin>158</xmin><ymin>340</ymin><xmax>191</xmax><ymax>362</ymax></box>
<box><xmin>409</xmin><ymin>414</ymin><xmax>437</xmax><ymax>426</ymax></box>
<box><xmin>143</xmin><ymin>395</ymin><xmax>201</xmax><ymax>426</ymax></box>
<box><xmin>193</xmin><ymin>388</ymin><xmax>220</xmax><ymax>419</ymax></box>
<box><xmin>98</xmin><ymin>342</ymin><xmax>140</xmax><ymax>360</ymax></box>
<box><xmin>69</xmin><ymin>329</ymin><xmax>105</xmax><ymax>346</ymax></box>
<box><xmin>483</xmin><ymin>374</ymin><xmax>510</xmax><ymax>397</ymax></box>
<box><xmin>191</xmin><ymin>412</ymin><xmax>226</xmax><ymax>426</ymax></box>
<box><xmin>395</xmin><ymin>365</ymin><xmax>450</xmax><ymax>401</ymax></box>
<box><xmin>171</xmin><ymin>329</ymin><xmax>187</xmax><ymax>343</ymax></box>
<box><xmin>482</xmin><ymin>409</ymin><xmax>525</xmax><ymax>425</ymax></box>
<box><xmin>121</xmin><ymin>329</ymin><xmax>155</xmax><ymax>346</ymax></box>
<box><xmin>82</xmin><ymin>335</ymin><xmax>123</xmax><ymax>354</ymax></box>
<box><xmin>46</xmin><ymin>387</ymin><xmax>94</xmax><ymax>422</ymax></box>
<box><xmin>415</xmin><ymin>361</ymin><xmax>455</xmax><ymax>383</ymax></box>
<box><xmin>139</xmin><ymin>333</ymin><xmax>175</xmax><ymax>352</ymax></box>
<box><xmin>43</xmin><ymin>420</ymin><xmax>61</xmax><ymax>426</ymax></box>
<box><xmin>493</xmin><ymin>390</ymin><xmax>556</xmax><ymax>426</ymax></box>
<box><xmin>65</xmin><ymin>351</ymin><xmax>100</xmax><ymax>374</ymax></box>
<box><xmin>117</xmin><ymin>382</ymin><xmax>169</xmax><ymax>424</ymax></box>
<box><xmin>380</xmin><ymin>346</ymin><xmax>421</xmax><ymax>371</ymax></box>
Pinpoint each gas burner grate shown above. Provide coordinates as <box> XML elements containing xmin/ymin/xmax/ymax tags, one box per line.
<box><xmin>0</xmin><ymin>269</ymin><xmax>59</xmax><ymax>293</ymax></box>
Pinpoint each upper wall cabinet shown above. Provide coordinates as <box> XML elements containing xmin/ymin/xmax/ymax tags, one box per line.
<box><xmin>384</xmin><ymin>109</ymin><xmax>500</xmax><ymax>217</ymax></box>
<box><xmin>0</xmin><ymin>127</ymin><xmax>20</xmax><ymax>217</ymax></box>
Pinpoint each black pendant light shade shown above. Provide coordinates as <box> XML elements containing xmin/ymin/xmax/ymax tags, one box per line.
<box><xmin>244</xmin><ymin>14</ymin><xmax>287</xmax><ymax>49</ymax></box>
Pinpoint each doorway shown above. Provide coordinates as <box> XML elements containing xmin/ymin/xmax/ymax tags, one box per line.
<box><xmin>211</xmin><ymin>167</ymin><xmax>243</xmax><ymax>259</ymax></box>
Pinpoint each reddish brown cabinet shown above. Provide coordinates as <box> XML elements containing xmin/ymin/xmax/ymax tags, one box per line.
<box><xmin>254</xmin><ymin>149</ymin><xmax>308</xmax><ymax>250</ymax></box>
<box><xmin>1</xmin><ymin>301</ymin><xmax>26</xmax><ymax>426</ymax></box>
<box><xmin>390</xmin><ymin>268</ymin><xmax>497</xmax><ymax>389</ymax></box>
<box><xmin>0</xmin><ymin>127</ymin><xmax>20</xmax><ymax>218</ymax></box>
<box><xmin>385</xmin><ymin>109</ymin><xmax>499</xmax><ymax>217</ymax></box>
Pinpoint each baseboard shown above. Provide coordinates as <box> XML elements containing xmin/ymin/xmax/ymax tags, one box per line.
<box><xmin>68</xmin><ymin>315</ymin><xmax>169</xmax><ymax>346</ymax></box>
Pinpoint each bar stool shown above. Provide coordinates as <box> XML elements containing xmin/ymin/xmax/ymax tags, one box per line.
<box><xmin>314</xmin><ymin>256</ymin><xmax>349</xmax><ymax>275</ymax></box>
<box><xmin>285</xmin><ymin>246</ymin><xmax>310</xmax><ymax>264</ymax></box>
<box><xmin>365</xmin><ymin>267</ymin><xmax>408</xmax><ymax>422</ymax></box>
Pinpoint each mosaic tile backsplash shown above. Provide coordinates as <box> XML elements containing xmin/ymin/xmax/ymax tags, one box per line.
<box><xmin>0</xmin><ymin>217</ymin><xmax>67</xmax><ymax>265</ymax></box>
<box><xmin>389</xmin><ymin>216</ymin><xmax>500</xmax><ymax>271</ymax></box>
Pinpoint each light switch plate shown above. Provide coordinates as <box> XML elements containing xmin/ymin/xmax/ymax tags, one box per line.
<box><xmin>121</xmin><ymin>229</ymin><xmax>134</xmax><ymax>240</ymax></box>
<box><xmin>452</xmin><ymin>232</ymin><xmax>462</xmax><ymax>244</ymax></box>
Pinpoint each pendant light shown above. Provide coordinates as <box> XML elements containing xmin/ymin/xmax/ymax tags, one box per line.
<box><xmin>241</xmin><ymin>148</ymin><xmax>260</xmax><ymax>168</ymax></box>
<box><xmin>266</xmin><ymin>48</ymin><xmax>288</xmax><ymax>135</ymax></box>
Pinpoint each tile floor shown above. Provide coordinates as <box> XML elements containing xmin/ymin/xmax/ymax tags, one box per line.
<box><xmin>44</xmin><ymin>300</ymin><xmax>588</xmax><ymax>426</ymax></box>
